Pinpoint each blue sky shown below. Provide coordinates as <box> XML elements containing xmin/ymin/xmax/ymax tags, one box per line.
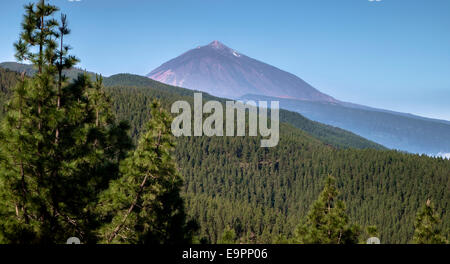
<box><xmin>1</xmin><ymin>0</ymin><xmax>449</xmax><ymax>120</ymax></box>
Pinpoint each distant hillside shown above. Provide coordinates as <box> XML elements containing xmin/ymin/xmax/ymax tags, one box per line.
<box><xmin>104</xmin><ymin>73</ymin><xmax>198</xmax><ymax>97</ymax></box>
<box><xmin>145</xmin><ymin>41</ymin><xmax>450</xmax><ymax>155</ymax></box>
<box><xmin>0</xmin><ymin>61</ymin><xmax>96</xmax><ymax>80</ymax></box>
<box><xmin>0</xmin><ymin>68</ymin><xmax>21</xmax><ymax>109</ymax></box>
<box><xmin>241</xmin><ymin>94</ymin><xmax>450</xmax><ymax>155</ymax></box>
<box><xmin>104</xmin><ymin>73</ymin><xmax>385</xmax><ymax>150</ymax></box>
<box><xmin>0</xmin><ymin>69</ymin><xmax>384</xmax><ymax>150</ymax></box>
<box><xmin>0</xmin><ymin>68</ymin><xmax>20</xmax><ymax>94</ymax></box>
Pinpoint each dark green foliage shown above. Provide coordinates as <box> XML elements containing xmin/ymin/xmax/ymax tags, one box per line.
<box><xmin>412</xmin><ymin>200</ymin><xmax>447</xmax><ymax>244</ymax></box>
<box><xmin>366</xmin><ymin>225</ymin><xmax>379</xmax><ymax>239</ymax></box>
<box><xmin>0</xmin><ymin>73</ymin><xmax>130</xmax><ymax>243</ymax></box>
<box><xmin>0</xmin><ymin>0</ymin><xmax>198</xmax><ymax>245</ymax></box>
<box><xmin>1</xmin><ymin>69</ymin><xmax>449</xmax><ymax>244</ymax></box>
<box><xmin>0</xmin><ymin>0</ymin><xmax>132</xmax><ymax>243</ymax></box>
<box><xmin>0</xmin><ymin>68</ymin><xmax>20</xmax><ymax>94</ymax></box>
<box><xmin>103</xmin><ymin>77</ymin><xmax>449</xmax><ymax>244</ymax></box>
<box><xmin>293</xmin><ymin>176</ymin><xmax>361</xmax><ymax>244</ymax></box>
<box><xmin>219</xmin><ymin>226</ymin><xmax>237</xmax><ymax>244</ymax></box>
<box><xmin>0</xmin><ymin>68</ymin><xmax>21</xmax><ymax>112</ymax></box>
<box><xmin>1</xmin><ymin>72</ymin><xmax>385</xmax><ymax>150</ymax></box>
<box><xmin>97</xmin><ymin>101</ymin><xmax>196</xmax><ymax>244</ymax></box>
<box><xmin>177</xmin><ymin>137</ymin><xmax>449</xmax><ymax>244</ymax></box>
<box><xmin>102</xmin><ymin>74</ymin><xmax>385</xmax><ymax>150</ymax></box>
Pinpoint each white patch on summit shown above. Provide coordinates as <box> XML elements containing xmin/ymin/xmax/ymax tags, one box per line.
<box><xmin>232</xmin><ymin>50</ymin><xmax>241</xmax><ymax>57</ymax></box>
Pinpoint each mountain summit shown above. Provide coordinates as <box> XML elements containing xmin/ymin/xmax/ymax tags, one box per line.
<box><xmin>145</xmin><ymin>41</ymin><xmax>450</xmax><ymax>155</ymax></box>
<box><xmin>147</xmin><ymin>41</ymin><xmax>337</xmax><ymax>101</ymax></box>
<box><xmin>209</xmin><ymin>40</ymin><xmax>228</xmax><ymax>50</ymax></box>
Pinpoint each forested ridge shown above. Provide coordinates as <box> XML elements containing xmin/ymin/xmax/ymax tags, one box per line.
<box><xmin>0</xmin><ymin>68</ymin><xmax>20</xmax><ymax>94</ymax></box>
<box><xmin>0</xmin><ymin>68</ymin><xmax>449</xmax><ymax>243</ymax></box>
<box><xmin>102</xmin><ymin>74</ymin><xmax>385</xmax><ymax>150</ymax></box>
<box><xmin>0</xmin><ymin>61</ymin><xmax>95</xmax><ymax>81</ymax></box>
<box><xmin>0</xmin><ymin>68</ymin><xmax>20</xmax><ymax>109</ymax></box>
<box><xmin>0</xmin><ymin>69</ymin><xmax>386</xmax><ymax>150</ymax></box>
<box><xmin>240</xmin><ymin>94</ymin><xmax>450</xmax><ymax>154</ymax></box>
<box><xmin>103</xmin><ymin>78</ymin><xmax>449</xmax><ymax>243</ymax></box>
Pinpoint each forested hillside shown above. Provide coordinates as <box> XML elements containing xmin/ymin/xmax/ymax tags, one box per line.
<box><xmin>0</xmin><ymin>68</ymin><xmax>20</xmax><ymax>94</ymax></box>
<box><xmin>0</xmin><ymin>62</ymin><xmax>95</xmax><ymax>81</ymax></box>
<box><xmin>104</xmin><ymin>78</ymin><xmax>449</xmax><ymax>243</ymax></box>
<box><xmin>0</xmin><ymin>68</ymin><xmax>385</xmax><ymax>150</ymax></box>
<box><xmin>0</xmin><ymin>68</ymin><xmax>20</xmax><ymax>112</ymax></box>
<box><xmin>103</xmin><ymin>74</ymin><xmax>384</xmax><ymax>150</ymax></box>
<box><xmin>0</xmin><ymin>69</ymin><xmax>448</xmax><ymax>244</ymax></box>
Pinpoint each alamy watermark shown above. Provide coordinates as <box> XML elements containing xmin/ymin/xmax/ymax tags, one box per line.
<box><xmin>171</xmin><ymin>93</ymin><xmax>280</xmax><ymax>147</ymax></box>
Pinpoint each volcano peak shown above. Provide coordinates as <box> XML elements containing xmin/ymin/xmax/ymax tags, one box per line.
<box><xmin>147</xmin><ymin>41</ymin><xmax>337</xmax><ymax>102</ymax></box>
<box><xmin>208</xmin><ymin>40</ymin><xmax>227</xmax><ymax>49</ymax></box>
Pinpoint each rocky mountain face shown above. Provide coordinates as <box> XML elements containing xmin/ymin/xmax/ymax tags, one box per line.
<box><xmin>148</xmin><ymin>41</ymin><xmax>337</xmax><ymax>102</ymax></box>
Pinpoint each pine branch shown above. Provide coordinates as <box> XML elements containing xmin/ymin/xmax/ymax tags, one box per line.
<box><xmin>107</xmin><ymin>172</ymin><xmax>151</xmax><ymax>243</ymax></box>
<box><xmin>107</xmin><ymin>129</ymin><xmax>163</xmax><ymax>243</ymax></box>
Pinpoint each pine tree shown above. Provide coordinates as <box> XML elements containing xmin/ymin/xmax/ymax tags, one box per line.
<box><xmin>0</xmin><ymin>0</ymin><xmax>131</xmax><ymax>243</ymax></box>
<box><xmin>293</xmin><ymin>176</ymin><xmax>360</xmax><ymax>244</ymax></box>
<box><xmin>97</xmin><ymin>101</ymin><xmax>196</xmax><ymax>244</ymax></box>
<box><xmin>412</xmin><ymin>199</ymin><xmax>447</xmax><ymax>244</ymax></box>
<box><xmin>54</xmin><ymin>13</ymin><xmax>78</xmax><ymax>144</ymax></box>
<box><xmin>218</xmin><ymin>226</ymin><xmax>236</xmax><ymax>244</ymax></box>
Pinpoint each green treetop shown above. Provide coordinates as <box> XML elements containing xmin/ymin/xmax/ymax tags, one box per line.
<box><xmin>97</xmin><ymin>101</ymin><xmax>197</xmax><ymax>244</ymax></box>
<box><xmin>412</xmin><ymin>199</ymin><xmax>447</xmax><ymax>244</ymax></box>
<box><xmin>293</xmin><ymin>175</ymin><xmax>361</xmax><ymax>244</ymax></box>
<box><xmin>0</xmin><ymin>0</ymin><xmax>131</xmax><ymax>243</ymax></box>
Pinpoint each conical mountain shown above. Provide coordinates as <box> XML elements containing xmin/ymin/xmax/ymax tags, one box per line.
<box><xmin>148</xmin><ymin>40</ymin><xmax>337</xmax><ymax>101</ymax></box>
